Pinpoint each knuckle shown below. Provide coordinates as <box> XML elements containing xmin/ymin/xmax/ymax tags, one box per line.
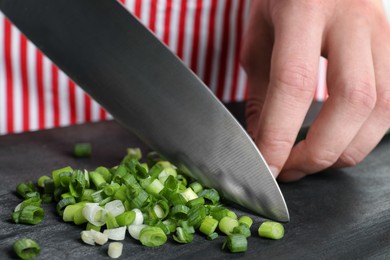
<box><xmin>306</xmin><ymin>147</ymin><xmax>339</xmax><ymax>170</ymax></box>
<box><xmin>340</xmin><ymin>80</ymin><xmax>376</xmax><ymax>115</ymax></box>
<box><xmin>272</xmin><ymin>62</ymin><xmax>316</xmax><ymax>100</ymax></box>
<box><xmin>258</xmin><ymin>130</ymin><xmax>295</xmax><ymax>155</ymax></box>
<box><xmin>338</xmin><ymin>150</ymin><xmax>364</xmax><ymax>167</ymax></box>
<box><xmin>376</xmin><ymin>89</ymin><xmax>390</xmax><ymax>113</ymax></box>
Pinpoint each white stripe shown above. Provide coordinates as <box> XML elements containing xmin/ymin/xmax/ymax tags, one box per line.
<box><xmin>140</xmin><ymin>0</ymin><xmax>151</xmax><ymax>27</ymax></box>
<box><xmin>75</xmin><ymin>85</ymin><xmax>85</xmax><ymax>124</ymax></box>
<box><xmin>0</xmin><ymin>15</ymin><xmax>6</xmax><ymax>135</ymax></box>
<box><xmin>124</xmin><ymin>0</ymin><xmax>135</xmax><ymax>13</ymax></box>
<box><xmin>222</xmin><ymin>0</ymin><xmax>239</xmax><ymax>102</ymax></box>
<box><xmin>236</xmin><ymin>0</ymin><xmax>251</xmax><ymax>101</ymax></box>
<box><xmin>383</xmin><ymin>0</ymin><xmax>390</xmax><ymax>21</ymax></box>
<box><xmin>197</xmin><ymin>0</ymin><xmax>211</xmax><ymax>81</ymax></box>
<box><xmin>169</xmin><ymin>0</ymin><xmax>181</xmax><ymax>53</ymax></box>
<box><xmin>209</xmin><ymin>0</ymin><xmax>225</xmax><ymax>94</ymax></box>
<box><xmin>43</xmin><ymin>56</ymin><xmax>53</xmax><ymax>128</ymax></box>
<box><xmin>91</xmin><ymin>99</ymin><xmax>100</xmax><ymax>122</ymax></box>
<box><xmin>182</xmin><ymin>0</ymin><xmax>196</xmax><ymax>66</ymax></box>
<box><xmin>316</xmin><ymin>57</ymin><xmax>327</xmax><ymax>101</ymax></box>
<box><xmin>58</xmin><ymin>70</ymin><xmax>69</xmax><ymax>126</ymax></box>
<box><xmin>27</xmin><ymin>40</ymin><xmax>39</xmax><ymax>131</ymax></box>
<box><xmin>155</xmin><ymin>0</ymin><xmax>166</xmax><ymax>41</ymax></box>
<box><xmin>11</xmin><ymin>25</ymin><xmax>22</xmax><ymax>133</ymax></box>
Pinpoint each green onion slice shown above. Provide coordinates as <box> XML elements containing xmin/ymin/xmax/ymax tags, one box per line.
<box><xmin>258</xmin><ymin>221</ymin><xmax>285</xmax><ymax>240</ymax></box>
<box><xmin>222</xmin><ymin>234</ymin><xmax>248</xmax><ymax>253</ymax></box>
<box><xmin>13</xmin><ymin>238</ymin><xmax>41</xmax><ymax>260</ymax></box>
<box><xmin>139</xmin><ymin>226</ymin><xmax>167</xmax><ymax>247</ymax></box>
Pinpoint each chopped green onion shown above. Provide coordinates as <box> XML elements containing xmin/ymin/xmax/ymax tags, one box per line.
<box><xmin>115</xmin><ymin>211</ymin><xmax>136</xmax><ymax>226</ymax></box>
<box><xmin>222</xmin><ymin>234</ymin><xmax>248</xmax><ymax>253</ymax></box>
<box><xmin>89</xmin><ymin>171</ymin><xmax>107</xmax><ymax>189</ymax></box>
<box><xmin>139</xmin><ymin>226</ymin><xmax>167</xmax><ymax>247</ymax></box>
<box><xmin>69</xmin><ymin>170</ymin><xmax>86</xmax><ymax>198</ymax></box>
<box><xmin>73</xmin><ymin>143</ymin><xmax>92</xmax><ymax>158</ymax></box>
<box><xmin>170</xmin><ymin>205</ymin><xmax>190</xmax><ymax>220</ymax></box>
<box><xmin>198</xmin><ymin>188</ymin><xmax>220</xmax><ymax>205</ymax></box>
<box><xmin>86</xmin><ymin>222</ymin><xmax>101</xmax><ymax>232</ymax></box>
<box><xmin>80</xmin><ymin>188</ymin><xmax>96</xmax><ymax>202</ymax></box>
<box><xmin>105</xmin><ymin>212</ymin><xmax>120</xmax><ymax>229</ymax></box>
<box><xmin>173</xmin><ymin>227</ymin><xmax>193</xmax><ymax>244</ymax></box>
<box><xmin>177</xmin><ymin>220</ymin><xmax>195</xmax><ymax>234</ymax></box>
<box><xmin>43</xmin><ymin>179</ymin><xmax>55</xmax><ymax>194</ymax></box>
<box><xmin>13</xmin><ymin>238</ymin><xmax>41</xmax><ymax>260</ymax></box>
<box><xmin>180</xmin><ymin>187</ymin><xmax>198</xmax><ymax>202</ymax></box>
<box><xmin>63</xmin><ymin>201</ymin><xmax>86</xmax><ymax>223</ymax></box>
<box><xmin>52</xmin><ymin>166</ymin><xmax>73</xmax><ymax>188</ymax></box>
<box><xmin>16</xmin><ymin>182</ymin><xmax>35</xmax><ymax>199</ymax></box>
<box><xmin>41</xmin><ymin>194</ymin><xmax>53</xmax><ymax>203</ymax></box>
<box><xmin>258</xmin><ymin>221</ymin><xmax>285</xmax><ymax>240</ymax></box>
<box><xmin>218</xmin><ymin>216</ymin><xmax>239</xmax><ymax>235</ymax></box>
<box><xmin>186</xmin><ymin>197</ymin><xmax>205</xmax><ymax>208</ymax></box>
<box><xmin>187</xmin><ymin>204</ymin><xmax>207</xmax><ymax>228</ymax></box>
<box><xmin>59</xmin><ymin>171</ymin><xmax>72</xmax><ymax>188</ymax></box>
<box><xmin>56</xmin><ymin>197</ymin><xmax>76</xmax><ymax>216</ymax></box>
<box><xmin>199</xmin><ymin>216</ymin><xmax>219</xmax><ymax>236</ymax></box>
<box><xmin>209</xmin><ymin>206</ymin><xmax>229</xmax><ymax>221</ymax></box>
<box><xmin>169</xmin><ymin>193</ymin><xmax>187</xmax><ymax>206</ymax></box>
<box><xmin>95</xmin><ymin>166</ymin><xmax>112</xmax><ymax>183</ymax></box>
<box><xmin>37</xmin><ymin>175</ymin><xmax>51</xmax><ymax>188</ymax></box>
<box><xmin>108</xmin><ymin>242</ymin><xmax>123</xmax><ymax>259</ymax></box>
<box><xmin>81</xmin><ymin>230</ymin><xmax>96</xmax><ymax>246</ymax></box>
<box><xmin>18</xmin><ymin>205</ymin><xmax>44</xmax><ymax>225</ymax></box>
<box><xmin>162</xmin><ymin>219</ymin><xmax>177</xmax><ymax>233</ymax></box>
<box><xmin>189</xmin><ymin>181</ymin><xmax>203</xmax><ymax>193</ymax></box>
<box><xmin>233</xmin><ymin>224</ymin><xmax>251</xmax><ymax>238</ymax></box>
<box><xmin>207</xmin><ymin>232</ymin><xmax>219</xmax><ymax>240</ymax></box>
<box><xmin>145</xmin><ymin>179</ymin><xmax>164</xmax><ymax>195</ymax></box>
<box><xmin>227</xmin><ymin>210</ymin><xmax>237</xmax><ymax>219</ymax></box>
<box><xmin>238</xmin><ymin>216</ymin><xmax>253</xmax><ymax>228</ymax></box>
<box><xmin>103</xmin><ymin>183</ymin><xmax>120</xmax><ymax>197</ymax></box>
<box><xmin>14</xmin><ymin>197</ymin><xmax>41</xmax><ymax>212</ymax></box>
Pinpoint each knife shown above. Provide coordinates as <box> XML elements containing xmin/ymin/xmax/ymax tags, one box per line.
<box><xmin>0</xmin><ymin>0</ymin><xmax>289</xmax><ymax>221</ymax></box>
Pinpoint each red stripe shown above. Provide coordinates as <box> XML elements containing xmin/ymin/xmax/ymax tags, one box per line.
<box><xmin>230</xmin><ymin>0</ymin><xmax>244</xmax><ymax>101</ymax></box>
<box><xmin>176</xmin><ymin>0</ymin><xmax>188</xmax><ymax>59</ymax></box>
<box><xmin>202</xmin><ymin>0</ymin><xmax>217</xmax><ymax>87</ymax></box>
<box><xmin>4</xmin><ymin>19</ymin><xmax>13</xmax><ymax>133</ymax></box>
<box><xmin>36</xmin><ymin>51</ymin><xmax>45</xmax><ymax>129</ymax></box>
<box><xmin>84</xmin><ymin>94</ymin><xmax>91</xmax><ymax>122</ymax></box>
<box><xmin>119</xmin><ymin>0</ymin><xmax>125</xmax><ymax>4</ymax></box>
<box><xmin>99</xmin><ymin>107</ymin><xmax>107</xmax><ymax>121</ymax></box>
<box><xmin>215</xmin><ymin>0</ymin><xmax>232</xmax><ymax>99</ymax></box>
<box><xmin>20</xmin><ymin>34</ymin><xmax>30</xmax><ymax>131</ymax></box>
<box><xmin>189</xmin><ymin>0</ymin><xmax>202</xmax><ymax>74</ymax></box>
<box><xmin>149</xmin><ymin>0</ymin><xmax>157</xmax><ymax>32</ymax></box>
<box><xmin>51</xmin><ymin>64</ymin><xmax>60</xmax><ymax>127</ymax></box>
<box><xmin>162</xmin><ymin>0</ymin><xmax>172</xmax><ymax>45</ymax></box>
<box><xmin>68</xmin><ymin>80</ymin><xmax>77</xmax><ymax>124</ymax></box>
<box><xmin>134</xmin><ymin>0</ymin><xmax>142</xmax><ymax>18</ymax></box>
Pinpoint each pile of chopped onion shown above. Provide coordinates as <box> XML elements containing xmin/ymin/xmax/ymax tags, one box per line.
<box><xmin>11</xmin><ymin>147</ymin><xmax>285</xmax><ymax>258</ymax></box>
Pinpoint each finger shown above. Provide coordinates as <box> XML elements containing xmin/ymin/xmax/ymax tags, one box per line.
<box><xmin>333</xmin><ymin>16</ymin><xmax>390</xmax><ymax>168</ymax></box>
<box><xmin>241</xmin><ymin>1</ymin><xmax>273</xmax><ymax>139</ymax></box>
<box><xmin>279</xmin><ymin>15</ymin><xmax>376</xmax><ymax>182</ymax></box>
<box><xmin>254</xmin><ymin>3</ymin><xmax>324</xmax><ymax>176</ymax></box>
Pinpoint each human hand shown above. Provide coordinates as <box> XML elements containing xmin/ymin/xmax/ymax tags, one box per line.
<box><xmin>241</xmin><ymin>0</ymin><xmax>390</xmax><ymax>181</ymax></box>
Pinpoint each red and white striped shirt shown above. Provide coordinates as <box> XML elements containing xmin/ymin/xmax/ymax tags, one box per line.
<box><xmin>0</xmin><ymin>0</ymin><xmax>331</xmax><ymax>135</ymax></box>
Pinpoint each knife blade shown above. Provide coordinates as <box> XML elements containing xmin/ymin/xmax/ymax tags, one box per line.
<box><xmin>0</xmin><ymin>0</ymin><xmax>289</xmax><ymax>221</ymax></box>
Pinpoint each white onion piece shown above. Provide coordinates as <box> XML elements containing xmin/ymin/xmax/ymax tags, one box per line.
<box><xmin>81</xmin><ymin>231</ymin><xmax>95</xmax><ymax>245</ymax></box>
<box><xmin>103</xmin><ymin>226</ymin><xmax>127</xmax><ymax>241</ymax></box>
<box><xmin>108</xmin><ymin>242</ymin><xmax>123</xmax><ymax>259</ymax></box>
<box><xmin>104</xmin><ymin>200</ymin><xmax>125</xmax><ymax>217</ymax></box>
<box><xmin>128</xmin><ymin>224</ymin><xmax>147</xmax><ymax>240</ymax></box>
<box><xmin>90</xmin><ymin>230</ymin><xmax>108</xmax><ymax>245</ymax></box>
<box><xmin>82</xmin><ymin>203</ymin><xmax>106</xmax><ymax>226</ymax></box>
<box><xmin>131</xmin><ymin>208</ymin><xmax>143</xmax><ymax>225</ymax></box>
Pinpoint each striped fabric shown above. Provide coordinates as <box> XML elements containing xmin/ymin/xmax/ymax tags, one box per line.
<box><xmin>0</xmin><ymin>0</ymin><xmax>329</xmax><ymax>135</ymax></box>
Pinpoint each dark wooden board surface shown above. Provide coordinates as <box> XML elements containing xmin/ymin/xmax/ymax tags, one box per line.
<box><xmin>1</xmin><ymin>102</ymin><xmax>389</xmax><ymax>259</ymax></box>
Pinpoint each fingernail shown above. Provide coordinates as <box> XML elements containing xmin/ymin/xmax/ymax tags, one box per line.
<box><xmin>268</xmin><ymin>165</ymin><xmax>280</xmax><ymax>177</ymax></box>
